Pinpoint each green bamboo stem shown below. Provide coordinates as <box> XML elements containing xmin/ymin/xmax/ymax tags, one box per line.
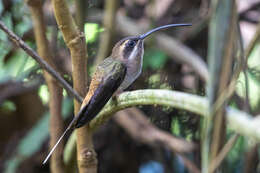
<box><xmin>202</xmin><ymin>0</ymin><xmax>236</xmax><ymax>172</ymax></box>
<box><xmin>89</xmin><ymin>89</ymin><xmax>207</xmax><ymax>130</ymax></box>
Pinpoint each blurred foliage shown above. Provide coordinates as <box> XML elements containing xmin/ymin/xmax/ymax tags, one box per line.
<box><xmin>0</xmin><ymin>49</ymin><xmax>38</xmax><ymax>82</ymax></box>
<box><xmin>143</xmin><ymin>48</ymin><xmax>168</xmax><ymax>70</ymax></box>
<box><xmin>38</xmin><ymin>84</ymin><xmax>50</xmax><ymax>105</ymax></box>
<box><xmin>226</xmin><ymin>135</ymin><xmax>245</xmax><ymax>172</ymax></box>
<box><xmin>0</xmin><ymin>100</ymin><xmax>16</xmax><ymax>112</ymax></box>
<box><xmin>84</xmin><ymin>23</ymin><xmax>103</xmax><ymax>43</ymax></box>
<box><xmin>236</xmin><ymin>41</ymin><xmax>260</xmax><ymax>111</ymax></box>
<box><xmin>0</xmin><ymin>0</ymin><xmax>36</xmax><ymax>83</ymax></box>
<box><xmin>4</xmin><ymin>98</ymin><xmax>73</xmax><ymax>173</ymax></box>
<box><xmin>148</xmin><ymin>73</ymin><xmax>172</xmax><ymax>90</ymax></box>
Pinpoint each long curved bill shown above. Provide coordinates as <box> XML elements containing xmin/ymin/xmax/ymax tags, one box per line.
<box><xmin>139</xmin><ymin>23</ymin><xmax>192</xmax><ymax>40</ymax></box>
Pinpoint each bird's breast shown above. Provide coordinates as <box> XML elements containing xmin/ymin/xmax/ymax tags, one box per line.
<box><xmin>118</xmin><ymin>56</ymin><xmax>143</xmax><ymax>91</ymax></box>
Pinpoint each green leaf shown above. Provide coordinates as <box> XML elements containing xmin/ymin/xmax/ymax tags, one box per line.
<box><xmin>171</xmin><ymin>118</ymin><xmax>180</xmax><ymax>137</ymax></box>
<box><xmin>38</xmin><ymin>85</ymin><xmax>49</xmax><ymax>105</ymax></box>
<box><xmin>84</xmin><ymin>23</ymin><xmax>103</xmax><ymax>43</ymax></box>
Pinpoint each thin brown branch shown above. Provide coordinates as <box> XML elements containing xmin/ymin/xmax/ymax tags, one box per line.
<box><xmin>26</xmin><ymin>0</ymin><xmax>65</xmax><ymax>172</ymax></box>
<box><xmin>114</xmin><ymin>108</ymin><xmax>200</xmax><ymax>173</ymax></box>
<box><xmin>209</xmin><ymin>134</ymin><xmax>239</xmax><ymax>173</ymax></box>
<box><xmin>114</xmin><ymin>108</ymin><xmax>195</xmax><ymax>153</ymax></box>
<box><xmin>179</xmin><ymin>154</ymin><xmax>201</xmax><ymax>173</ymax></box>
<box><xmin>48</xmin><ymin>82</ymin><xmax>64</xmax><ymax>172</ymax></box>
<box><xmin>0</xmin><ymin>20</ymin><xmax>83</xmax><ymax>103</ymax></box>
<box><xmin>50</xmin><ymin>0</ymin><xmax>95</xmax><ymax>172</ymax></box>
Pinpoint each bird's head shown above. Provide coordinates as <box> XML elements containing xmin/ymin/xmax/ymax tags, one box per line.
<box><xmin>111</xmin><ymin>23</ymin><xmax>192</xmax><ymax>65</ymax></box>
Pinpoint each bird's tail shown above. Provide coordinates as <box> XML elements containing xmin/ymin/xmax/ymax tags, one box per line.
<box><xmin>42</xmin><ymin>116</ymin><xmax>77</xmax><ymax>165</ymax></box>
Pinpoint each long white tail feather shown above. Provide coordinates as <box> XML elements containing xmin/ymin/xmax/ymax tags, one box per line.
<box><xmin>43</xmin><ymin>118</ymin><xmax>75</xmax><ymax>165</ymax></box>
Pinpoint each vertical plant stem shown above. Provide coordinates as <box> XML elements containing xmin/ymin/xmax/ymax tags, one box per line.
<box><xmin>50</xmin><ymin>0</ymin><xmax>97</xmax><ymax>172</ymax></box>
<box><xmin>75</xmin><ymin>0</ymin><xmax>87</xmax><ymax>31</ymax></box>
<box><xmin>95</xmin><ymin>0</ymin><xmax>118</xmax><ymax>65</ymax></box>
<box><xmin>210</xmin><ymin>1</ymin><xmax>236</xmax><ymax>161</ymax></box>
<box><xmin>202</xmin><ymin>0</ymin><xmax>236</xmax><ymax>172</ymax></box>
<box><xmin>244</xmin><ymin>144</ymin><xmax>259</xmax><ymax>173</ymax></box>
<box><xmin>48</xmin><ymin>81</ymin><xmax>64</xmax><ymax>173</ymax></box>
<box><xmin>26</xmin><ymin>0</ymin><xmax>65</xmax><ymax>172</ymax></box>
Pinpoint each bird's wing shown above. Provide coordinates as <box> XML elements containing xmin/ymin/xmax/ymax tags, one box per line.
<box><xmin>74</xmin><ymin>58</ymin><xmax>126</xmax><ymax>128</ymax></box>
<box><xmin>42</xmin><ymin>58</ymin><xmax>126</xmax><ymax>164</ymax></box>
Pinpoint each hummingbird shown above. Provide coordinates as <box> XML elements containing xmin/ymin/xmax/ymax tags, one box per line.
<box><xmin>43</xmin><ymin>23</ymin><xmax>191</xmax><ymax>164</ymax></box>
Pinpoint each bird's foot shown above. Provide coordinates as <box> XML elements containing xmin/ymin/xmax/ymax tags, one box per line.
<box><xmin>112</xmin><ymin>90</ymin><xmax>122</xmax><ymax>102</ymax></box>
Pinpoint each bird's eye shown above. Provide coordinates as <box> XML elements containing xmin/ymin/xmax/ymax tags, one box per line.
<box><xmin>126</xmin><ymin>40</ymin><xmax>136</xmax><ymax>47</ymax></box>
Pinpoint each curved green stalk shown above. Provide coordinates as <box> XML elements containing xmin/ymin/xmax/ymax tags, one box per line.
<box><xmin>64</xmin><ymin>89</ymin><xmax>260</xmax><ymax>164</ymax></box>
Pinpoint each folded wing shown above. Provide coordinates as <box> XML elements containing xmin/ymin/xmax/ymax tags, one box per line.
<box><xmin>74</xmin><ymin>58</ymin><xmax>127</xmax><ymax>128</ymax></box>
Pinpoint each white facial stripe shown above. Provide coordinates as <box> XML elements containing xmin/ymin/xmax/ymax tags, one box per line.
<box><xmin>128</xmin><ymin>42</ymin><xmax>138</xmax><ymax>60</ymax></box>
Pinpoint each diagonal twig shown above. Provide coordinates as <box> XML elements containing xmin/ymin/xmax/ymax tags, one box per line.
<box><xmin>0</xmin><ymin>20</ymin><xmax>83</xmax><ymax>103</ymax></box>
<box><xmin>114</xmin><ymin>108</ymin><xmax>200</xmax><ymax>173</ymax></box>
<box><xmin>209</xmin><ymin>134</ymin><xmax>239</xmax><ymax>173</ymax></box>
<box><xmin>114</xmin><ymin>108</ymin><xmax>195</xmax><ymax>153</ymax></box>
